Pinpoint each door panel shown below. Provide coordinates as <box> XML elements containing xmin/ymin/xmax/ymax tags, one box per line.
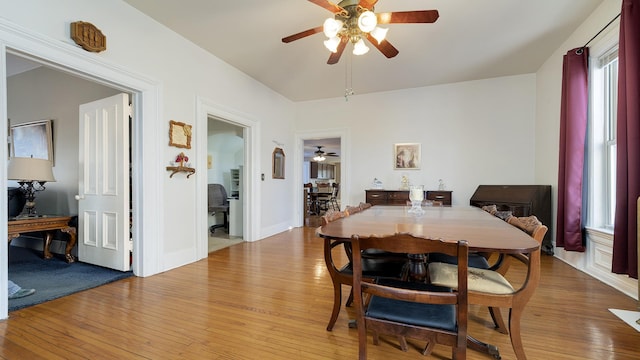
<box><xmin>77</xmin><ymin>93</ymin><xmax>130</xmax><ymax>271</ymax></box>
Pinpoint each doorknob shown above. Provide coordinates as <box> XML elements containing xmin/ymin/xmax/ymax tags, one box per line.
<box><xmin>74</xmin><ymin>195</ymin><xmax>84</xmax><ymax>200</ymax></box>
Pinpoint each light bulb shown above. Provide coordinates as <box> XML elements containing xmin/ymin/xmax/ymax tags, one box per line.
<box><xmin>352</xmin><ymin>38</ymin><xmax>369</xmax><ymax>55</ymax></box>
<box><xmin>357</xmin><ymin>11</ymin><xmax>377</xmax><ymax>33</ymax></box>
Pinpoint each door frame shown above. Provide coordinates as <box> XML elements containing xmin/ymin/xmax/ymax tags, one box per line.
<box><xmin>0</xmin><ymin>19</ymin><xmax>163</xmax><ymax>318</ymax></box>
<box><xmin>196</xmin><ymin>96</ymin><xmax>260</xmax><ymax>259</ymax></box>
<box><xmin>293</xmin><ymin>128</ymin><xmax>350</xmax><ymax>227</ymax></box>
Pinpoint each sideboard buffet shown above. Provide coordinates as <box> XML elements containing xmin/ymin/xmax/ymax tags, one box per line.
<box><xmin>365</xmin><ymin>190</ymin><xmax>452</xmax><ymax>206</ymax></box>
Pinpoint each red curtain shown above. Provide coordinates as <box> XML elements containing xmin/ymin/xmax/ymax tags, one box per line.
<box><xmin>556</xmin><ymin>48</ymin><xmax>589</xmax><ymax>252</ymax></box>
<box><xmin>613</xmin><ymin>0</ymin><xmax>640</xmax><ymax>279</ymax></box>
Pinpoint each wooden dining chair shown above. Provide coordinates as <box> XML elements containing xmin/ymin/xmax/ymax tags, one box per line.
<box><xmin>344</xmin><ymin>205</ymin><xmax>361</xmax><ymax>216</ymax></box>
<box><xmin>428</xmin><ymin>217</ymin><xmax>547</xmax><ymax>360</ymax></box>
<box><xmin>321</xmin><ymin>211</ymin><xmax>407</xmax><ymax>331</ymax></box>
<box><xmin>352</xmin><ymin>233</ymin><xmax>469</xmax><ymax>359</ymax></box>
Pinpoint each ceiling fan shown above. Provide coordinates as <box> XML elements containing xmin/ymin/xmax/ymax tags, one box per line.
<box><xmin>313</xmin><ymin>146</ymin><xmax>339</xmax><ymax>161</ymax></box>
<box><xmin>282</xmin><ymin>0</ymin><xmax>439</xmax><ymax>65</ymax></box>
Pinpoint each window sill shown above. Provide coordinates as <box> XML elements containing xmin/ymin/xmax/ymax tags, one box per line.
<box><xmin>585</xmin><ymin>226</ymin><xmax>614</xmax><ymax>237</ymax></box>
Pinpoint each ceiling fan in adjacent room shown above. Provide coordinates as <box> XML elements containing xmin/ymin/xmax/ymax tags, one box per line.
<box><xmin>313</xmin><ymin>146</ymin><xmax>339</xmax><ymax>161</ymax></box>
<box><xmin>282</xmin><ymin>0</ymin><xmax>439</xmax><ymax>64</ymax></box>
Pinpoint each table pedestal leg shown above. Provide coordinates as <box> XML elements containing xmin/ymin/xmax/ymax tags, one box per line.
<box><xmin>61</xmin><ymin>226</ymin><xmax>77</xmax><ymax>263</ymax></box>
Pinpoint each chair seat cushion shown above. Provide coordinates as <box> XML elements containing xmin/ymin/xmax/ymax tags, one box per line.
<box><xmin>366</xmin><ymin>279</ymin><xmax>456</xmax><ymax>331</ymax></box>
<box><xmin>428</xmin><ymin>262</ymin><xmax>515</xmax><ymax>294</ymax></box>
<box><xmin>428</xmin><ymin>252</ymin><xmax>491</xmax><ymax>269</ymax></box>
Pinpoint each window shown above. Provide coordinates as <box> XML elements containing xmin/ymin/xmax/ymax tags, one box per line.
<box><xmin>588</xmin><ymin>46</ymin><xmax>618</xmax><ymax>230</ymax></box>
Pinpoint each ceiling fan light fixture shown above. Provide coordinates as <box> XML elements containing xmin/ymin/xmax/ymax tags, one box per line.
<box><xmin>323</xmin><ymin>18</ymin><xmax>343</xmax><ymax>38</ymax></box>
<box><xmin>313</xmin><ymin>155</ymin><xmax>326</xmax><ymax>162</ymax></box>
<box><xmin>324</xmin><ymin>36</ymin><xmax>341</xmax><ymax>52</ymax></box>
<box><xmin>357</xmin><ymin>10</ymin><xmax>377</xmax><ymax>33</ymax></box>
<box><xmin>370</xmin><ymin>26</ymin><xmax>388</xmax><ymax>44</ymax></box>
<box><xmin>352</xmin><ymin>38</ymin><xmax>369</xmax><ymax>55</ymax></box>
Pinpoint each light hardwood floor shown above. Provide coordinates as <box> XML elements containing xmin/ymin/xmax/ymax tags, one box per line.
<box><xmin>1</xmin><ymin>227</ymin><xmax>638</xmax><ymax>359</ymax></box>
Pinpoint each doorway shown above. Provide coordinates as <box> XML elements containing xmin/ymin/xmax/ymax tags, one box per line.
<box><xmin>294</xmin><ymin>129</ymin><xmax>350</xmax><ymax>228</ymax></box>
<box><xmin>206</xmin><ymin>117</ymin><xmax>245</xmax><ymax>252</ymax></box>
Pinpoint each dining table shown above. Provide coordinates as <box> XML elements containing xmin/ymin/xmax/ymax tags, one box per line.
<box><xmin>316</xmin><ymin>205</ymin><xmax>542</xmax><ymax>359</ymax></box>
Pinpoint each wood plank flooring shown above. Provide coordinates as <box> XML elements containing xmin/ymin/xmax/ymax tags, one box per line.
<box><xmin>1</xmin><ymin>226</ymin><xmax>638</xmax><ymax>359</ymax></box>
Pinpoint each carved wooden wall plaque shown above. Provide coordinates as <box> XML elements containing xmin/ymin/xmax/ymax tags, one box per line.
<box><xmin>70</xmin><ymin>21</ymin><xmax>106</xmax><ymax>52</ymax></box>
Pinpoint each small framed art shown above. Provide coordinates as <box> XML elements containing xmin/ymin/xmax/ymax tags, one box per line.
<box><xmin>394</xmin><ymin>143</ymin><xmax>420</xmax><ymax>170</ymax></box>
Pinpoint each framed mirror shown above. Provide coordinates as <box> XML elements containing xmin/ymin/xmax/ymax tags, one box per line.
<box><xmin>272</xmin><ymin>147</ymin><xmax>285</xmax><ymax>179</ymax></box>
<box><xmin>169</xmin><ymin>120</ymin><xmax>192</xmax><ymax>149</ymax></box>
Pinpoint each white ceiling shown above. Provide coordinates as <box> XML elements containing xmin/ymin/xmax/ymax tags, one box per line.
<box><xmin>122</xmin><ymin>0</ymin><xmax>604</xmax><ymax>102</ymax></box>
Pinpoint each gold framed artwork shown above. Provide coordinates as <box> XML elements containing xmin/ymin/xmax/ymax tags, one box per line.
<box><xmin>394</xmin><ymin>143</ymin><xmax>420</xmax><ymax>170</ymax></box>
<box><xmin>169</xmin><ymin>120</ymin><xmax>192</xmax><ymax>149</ymax></box>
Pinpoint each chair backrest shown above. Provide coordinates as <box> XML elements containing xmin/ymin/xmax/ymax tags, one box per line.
<box><xmin>352</xmin><ymin>233</ymin><xmax>469</xmax><ymax>359</ymax></box>
<box><xmin>208</xmin><ymin>184</ymin><xmax>229</xmax><ymax>208</ymax></box>
<box><xmin>507</xmin><ymin>215</ymin><xmax>548</xmax><ymax>244</ymax></box>
<box><xmin>344</xmin><ymin>205</ymin><xmax>361</xmax><ymax>216</ymax></box>
<box><xmin>331</xmin><ymin>183</ymin><xmax>339</xmax><ymax>197</ymax></box>
<box><xmin>358</xmin><ymin>202</ymin><xmax>372</xmax><ymax>210</ymax></box>
<box><xmin>321</xmin><ymin>209</ymin><xmax>346</xmax><ymax>225</ymax></box>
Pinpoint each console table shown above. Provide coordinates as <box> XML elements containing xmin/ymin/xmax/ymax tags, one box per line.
<box><xmin>365</xmin><ymin>189</ymin><xmax>452</xmax><ymax>206</ymax></box>
<box><xmin>8</xmin><ymin>215</ymin><xmax>77</xmax><ymax>263</ymax></box>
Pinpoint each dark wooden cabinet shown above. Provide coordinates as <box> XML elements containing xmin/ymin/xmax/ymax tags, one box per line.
<box><xmin>426</xmin><ymin>191</ymin><xmax>452</xmax><ymax>205</ymax></box>
<box><xmin>310</xmin><ymin>162</ymin><xmax>335</xmax><ymax>179</ymax></box>
<box><xmin>366</xmin><ymin>190</ymin><xmax>452</xmax><ymax>206</ymax></box>
<box><xmin>469</xmin><ymin>185</ymin><xmax>552</xmax><ymax>254</ymax></box>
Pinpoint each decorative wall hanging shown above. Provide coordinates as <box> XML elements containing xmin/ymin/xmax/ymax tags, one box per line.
<box><xmin>166</xmin><ymin>152</ymin><xmax>195</xmax><ymax>178</ymax></box>
<box><xmin>70</xmin><ymin>21</ymin><xmax>106</xmax><ymax>53</ymax></box>
<box><xmin>272</xmin><ymin>147</ymin><xmax>285</xmax><ymax>179</ymax></box>
<box><xmin>394</xmin><ymin>143</ymin><xmax>420</xmax><ymax>170</ymax></box>
<box><xmin>169</xmin><ymin>120</ymin><xmax>192</xmax><ymax>149</ymax></box>
<box><xmin>10</xmin><ymin>119</ymin><xmax>54</xmax><ymax>164</ymax></box>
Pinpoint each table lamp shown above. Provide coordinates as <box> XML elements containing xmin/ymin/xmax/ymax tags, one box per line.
<box><xmin>7</xmin><ymin>157</ymin><xmax>56</xmax><ymax>216</ymax></box>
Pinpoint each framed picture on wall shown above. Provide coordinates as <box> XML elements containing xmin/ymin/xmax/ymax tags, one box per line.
<box><xmin>394</xmin><ymin>143</ymin><xmax>420</xmax><ymax>170</ymax></box>
<box><xmin>10</xmin><ymin>119</ymin><xmax>54</xmax><ymax>163</ymax></box>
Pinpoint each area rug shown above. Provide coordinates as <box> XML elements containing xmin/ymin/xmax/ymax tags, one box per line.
<box><xmin>8</xmin><ymin>245</ymin><xmax>133</xmax><ymax>312</ymax></box>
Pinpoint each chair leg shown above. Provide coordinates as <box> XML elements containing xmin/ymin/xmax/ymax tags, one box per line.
<box><xmin>489</xmin><ymin>306</ymin><xmax>509</xmax><ymax>334</ymax></box>
<box><xmin>326</xmin><ymin>282</ymin><xmax>342</xmax><ymax>331</ymax></box>
<box><xmin>508</xmin><ymin>307</ymin><xmax>527</xmax><ymax>360</ymax></box>
<box><xmin>345</xmin><ymin>287</ymin><xmax>354</xmax><ymax>307</ymax></box>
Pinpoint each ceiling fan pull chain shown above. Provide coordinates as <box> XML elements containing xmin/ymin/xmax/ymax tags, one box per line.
<box><xmin>345</xmin><ymin>52</ymin><xmax>354</xmax><ymax>101</ymax></box>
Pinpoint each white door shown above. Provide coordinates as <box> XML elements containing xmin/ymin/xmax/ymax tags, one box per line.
<box><xmin>77</xmin><ymin>93</ymin><xmax>131</xmax><ymax>271</ymax></box>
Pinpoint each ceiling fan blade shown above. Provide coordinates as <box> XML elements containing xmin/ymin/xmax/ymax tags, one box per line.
<box><xmin>365</xmin><ymin>34</ymin><xmax>399</xmax><ymax>58</ymax></box>
<box><xmin>358</xmin><ymin>0</ymin><xmax>379</xmax><ymax>10</ymax></box>
<box><xmin>308</xmin><ymin>0</ymin><xmax>344</xmax><ymax>14</ymax></box>
<box><xmin>377</xmin><ymin>10</ymin><xmax>440</xmax><ymax>24</ymax></box>
<box><xmin>282</xmin><ymin>26</ymin><xmax>323</xmax><ymax>43</ymax></box>
<box><xmin>327</xmin><ymin>37</ymin><xmax>348</xmax><ymax>65</ymax></box>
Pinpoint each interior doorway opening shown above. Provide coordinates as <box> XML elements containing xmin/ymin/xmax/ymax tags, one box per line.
<box><xmin>206</xmin><ymin>116</ymin><xmax>245</xmax><ymax>252</ymax></box>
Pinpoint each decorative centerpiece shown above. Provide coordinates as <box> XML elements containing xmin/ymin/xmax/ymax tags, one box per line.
<box><xmin>399</xmin><ymin>175</ymin><xmax>410</xmax><ymax>190</ymax></box>
<box><xmin>408</xmin><ymin>185</ymin><xmax>425</xmax><ymax>215</ymax></box>
<box><xmin>372</xmin><ymin>178</ymin><xmax>383</xmax><ymax>189</ymax></box>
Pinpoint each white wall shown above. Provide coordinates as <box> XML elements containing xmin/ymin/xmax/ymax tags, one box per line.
<box><xmin>295</xmin><ymin>74</ymin><xmax>537</xmax><ymax>207</ymax></box>
<box><xmin>0</xmin><ymin>0</ymin><xmax>296</xmax><ymax>277</ymax></box>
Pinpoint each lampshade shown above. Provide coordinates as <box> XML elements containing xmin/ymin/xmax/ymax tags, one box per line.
<box><xmin>7</xmin><ymin>157</ymin><xmax>56</xmax><ymax>182</ymax></box>
<box><xmin>370</xmin><ymin>26</ymin><xmax>388</xmax><ymax>44</ymax></box>
<box><xmin>357</xmin><ymin>11</ymin><xmax>377</xmax><ymax>33</ymax></box>
<box><xmin>323</xmin><ymin>18</ymin><xmax>343</xmax><ymax>38</ymax></box>
<box><xmin>352</xmin><ymin>38</ymin><xmax>370</xmax><ymax>55</ymax></box>
<box><xmin>324</xmin><ymin>36</ymin><xmax>341</xmax><ymax>52</ymax></box>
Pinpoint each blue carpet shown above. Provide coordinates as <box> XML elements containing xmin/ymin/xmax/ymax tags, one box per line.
<box><xmin>8</xmin><ymin>245</ymin><xmax>133</xmax><ymax>312</ymax></box>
